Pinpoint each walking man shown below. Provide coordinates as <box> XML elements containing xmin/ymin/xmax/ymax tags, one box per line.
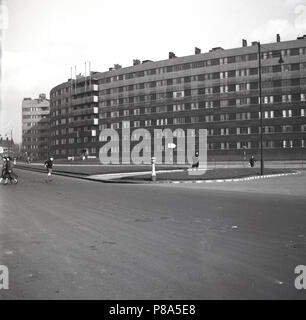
<box><xmin>249</xmin><ymin>155</ymin><xmax>256</xmax><ymax>168</ymax></box>
<box><xmin>44</xmin><ymin>157</ymin><xmax>54</xmax><ymax>182</ymax></box>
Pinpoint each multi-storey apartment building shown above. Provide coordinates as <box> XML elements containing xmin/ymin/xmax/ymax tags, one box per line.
<box><xmin>22</xmin><ymin>94</ymin><xmax>50</xmax><ymax>160</ymax></box>
<box><xmin>49</xmin><ymin>75</ymin><xmax>99</xmax><ymax>158</ymax></box>
<box><xmin>50</xmin><ymin>35</ymin><xmax>306</xmax><ymax>162</ymax></box>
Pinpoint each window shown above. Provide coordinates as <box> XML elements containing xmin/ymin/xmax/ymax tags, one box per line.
<box><xmin>191</xmin><ymin>103</ymin><xmax>199</xmax><ymax>110</ymax></box>
<box><xmin>111</xmin><ymin>111</ymin><xmax>119</xmax><ymax>118</ymax></box>
<box><xmin>99</xmin><ymin>124</ymin><xmax>108</xmax><ymax>130</ymax></box>
<box><xmin>220</xmin><ymin>85</ymin><xmax>228</xmax><ymax>93</ymax></box>
<box><xmin>282</xmin><ymin>109</ymin><xmax>292</xmax><ymax>118</ymax></box>
<box><xmin>282</xmin><ymin>125</ymin><xmax>293</xmax><ymax>133</ymax></box>
<box><xmin>190</xmin><ymin>116</ymin><xmax>199</xmax><ymax>123</ymax></box>
<box><xmin>263</xmin><ymin>96</ymin><xmax>274</xmax><ymax>104</ymax></box>
<box><xmin>220</xmin><ymin>100</ymin><xmax>229</xmax><ymax>107</ymax></box>
<box><xmin>236</xmin><ymin>112</ymin><xmax>251</xmax><ymax>120</ymax></box>
<box><xmin>220</xmin><ymin>57</ymin><xmax>228</xmax><ymax>65</ymax></box>
<box><xmin>220</xmin><ymin>114</ymin><xmax>229</xmax><ymax>121</ymax></box>
<box><xmin>173</xmin><ymin>104</ymin><xmax>185</xmax><ymax>111</ymax></box>
<box><xmin>123</xmin><ymin>110</ymin><xmax>129</xmax><ymax>116</ymax></box>
<box><xmin>220</xmin><ymin>142</ymin><xmax>230</xmax><ymax>150</ymax></box>
<box><xmin>283</xmin><ymin>140</ymin><xmax>293</xmax><ymax>148</ymax></box>
<box><xmin>281</xmin><ymin>64</ymin><xmax>290</xmax><ymax>72</ymax></box>
<box><xmin>301</xmin><ymin>109</ymin><xmax>305</xmax><ymax>117</ymax></box>
<box><xmin>301</xmin><ymin>94</ymin><xmax>306</xmax><ymax>101</ymax></box>
<box><xmin>237</xmin><ymin>127</ymin><xmax>251</xmax><ymax>135</ymax></box>
<box><xmin>173</xmin><ymin>91</ymin><xmax>184</xmax><ymax>99</ymax></box>
<box><xmin>173</xmin><ymin>118</ymin><xmax>185</xmax><ymax>125</ymax></box>
<box><xmin>236</xmin><ymin>83</ymin><xmax>248</xmax><ymax>91</ymax></box>
<box><xmin>205</xmin><ymin>115</ymin><xmax>214</xmax><ymax>122</ymax></box>
<box><xmin>145</xmin><ymin>120</ymin><xmax>151</xmax><ymax>127</ymax></box>
<box><xmin>221</xmin><ymin>128</ymin><xmax>229</xmax><ymax>135</ymax></box>
<box><xmin>282</xmin><ymin>95</ymin><xmax>292</xmax><ymax>103</ymax></box>
<box><xmin>237</xmin><ymin>141</ymin><xmax>251</xmax><ymax>149</ymax></box>
<box><xmin>264</xmin><ymin>111</ymin><xmax>274</xmax><ymax>119</ymax></box>
<box><xmin>156</xmin><ymin>119</ymin><xmax>168</xmax><ymax>126</ymax></box>
<box><xmin>144</xmin><ymin>107</ymin><xmax>151</xmax><ymax>114</ymax></box>
<box><xmin>236</xmin><ymin>98</ymin><xmax>249</xmax><ymax>106</ymax></box>
<box><xmin>220</xmin><ymin>71</ymin><xmax>228</xmax><ymax>79</ymax></box>
<box><xmin>205</xmin><ymin>101</ymin><xmax>213</xmax><ymax>109</ymax></box>
<box><xmin>111</xmin><ymin>123</ymin><xmax>120</xmax><ymax>129</ymax></box>
<box><xmin>134</xmin><ymin>109</ymin><xmax>140</xmax><ymax>116</ymax></box>
<box><xmin>290</xmin><ymin>48</ymin><xmax>299</xmax><ymax>56</ymax></box>
<box><xmin>122</xmin><ymin>121</ymin><xmax>130</xmax><ymax>129</ymax></box>
<box><xmin>133</xmin><ymin>121</ymin><xmax>140</xmax><ymax>128</ymax></box>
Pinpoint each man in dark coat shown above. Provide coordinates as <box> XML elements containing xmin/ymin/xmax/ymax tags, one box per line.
<box><xmin>249</xmin><ymin>155</ymin><xmax>256</xmax><ymax>168</ymax></box>
<box><xmin>44</xmin><ymin>157</ymin><xmax>54</xmax><ymax>181</ymax></box>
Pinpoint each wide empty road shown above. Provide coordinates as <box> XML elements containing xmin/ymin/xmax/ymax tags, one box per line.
<box><xmin>1</xmin><ymin>169</ymin><xmax>306</xmax><ymax>299</ymax></box>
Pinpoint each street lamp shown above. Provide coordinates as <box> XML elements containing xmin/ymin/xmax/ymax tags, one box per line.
<box><xmin>257</xmin><ymin>42</ymin><xmax>284</xmax><ymax>175</ymax></box>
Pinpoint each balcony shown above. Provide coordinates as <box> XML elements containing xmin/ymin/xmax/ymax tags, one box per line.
<box><xmin>70</xmin><ymin>118</ymin><xmax>99</xmax><ymax>126</ymax></box>
<box><xmin>72</xmin><ymin>84</ymin><xmax>99</xmax><ymax>95</ymax></box>
<box><xmin>72</xmin><ymin>106</ymin><xmax>99</xmax><ymax>116</ymax></box>
<box><xmin>71</xmin><ymin>96</ymin><xmax>98</xmax><ymax>106</ymax></box>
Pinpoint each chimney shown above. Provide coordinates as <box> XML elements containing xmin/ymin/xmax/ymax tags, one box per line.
<box><xmin>251</xmin><ymin>41</ymin><xmax>258</xmax><ymax>46</ymax></box>
<box><xmin>276</xmin><ymin>34</ymin><xmax>281</xmax><ymax>42</ymax></box>
<box><xmin>242</xmin><ymin>39</ymin><xmax>247</xmax><ymax>47</ymax></box>
<box><xmin>169</xmin><ymin>52</ymin><xmax>176</xmax><ymax>59</ymax></box>
<box><xmin>133</xmin><ymin>59</ymin><xmax>141</xmax><ymax>66</ymax></box>
<box><xmin>114</xmin><ymin>64</ymin><xmax>122</xmax><ymax>69</ymax></box>
<box><xmin>195</xmin><ymin>47</ymin><xmax>201</xmax><ymax>54</ymax></box>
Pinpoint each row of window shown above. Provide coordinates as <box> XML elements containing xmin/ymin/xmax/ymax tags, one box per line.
<box><xmin>97</xmin><ymin>140</ymin><xmax>306</xmax><ymax>153</ymax></box>
<box><xmin>50</xmin><ymin>81</ymin><xmax>99</xmax><ymax>98</ymax></box>
<box><xmin>99</xmin><ymin>91</ymin><xmax>306</xmax><ymax>107</ymax></box>
<box><xmin>97</xmin><ymin>106</ymin><xmax>306</xmax><ymax>122</ymax></box>
<box><xmin>98</xmin><ymin>64</ymin><xmax>306</xmax><ymax>97</ymax></box>
<box><xmin>94</xmin><ymin>110</ymin><xmax>303</xmax><ymax>130</ymax></box>
<box><xmin>22</xmin><ymin>106</ymin><xmax>49</xmax><ymax>112</ymax></box>
<box><xmin>99</xmin><ymin>47</ymin><xmax>306</xmax><ymax>84</ymax></box>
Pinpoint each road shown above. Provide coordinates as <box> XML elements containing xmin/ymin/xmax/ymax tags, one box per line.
<box><xmin>0</xmin><ymin>169</ymin><xmax>306</xmax><ymax>299</ymax></box>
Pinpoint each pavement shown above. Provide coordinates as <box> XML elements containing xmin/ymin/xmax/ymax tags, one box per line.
<box><xmin>0</xmin><ymin>169</ymin><xmax>306</xmax><ymax>299</ymax></box>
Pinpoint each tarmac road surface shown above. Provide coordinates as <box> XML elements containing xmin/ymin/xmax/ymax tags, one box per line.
<box><xmin>0</xmin><ymin>169</ymin><xmax>306</xmax><ymax>299</ymax></box>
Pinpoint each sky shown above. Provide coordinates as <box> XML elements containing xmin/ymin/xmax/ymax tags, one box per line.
<box><xmin>0</xmin><ymin>0</ymin><xmax>306</xmax><ymax>143</ymax></box>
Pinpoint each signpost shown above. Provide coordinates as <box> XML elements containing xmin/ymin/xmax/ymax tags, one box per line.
<box><xmin>151</xmin><ymin>157</ymin><xmax>156</xmax><ymax>182</ymax></box>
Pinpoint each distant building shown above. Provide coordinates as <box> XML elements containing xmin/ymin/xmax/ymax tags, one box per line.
<box><xmin>0</xmin><ymin>135</ymin><xmax>17</xmax><ymax>158</ymax></box>
<box><xmin>50</xmin><ymin>35</ymin><xmax>306</xmax><ymax>161</ymax></box>
<box><xmin>22</xmin><ymin>94</ymin><xmax>50</xmax><ymax>160</ymax></box>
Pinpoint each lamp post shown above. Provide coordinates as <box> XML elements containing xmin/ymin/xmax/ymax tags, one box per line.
<box><xmin>257</xmin><ymin>42</ymin><xmax>284</xmax><ymax>175</ymax></box>
<box><xmin>257</xmin><ymin>42</ymin><xmax>264</xmax><ymax>175</ymax></box>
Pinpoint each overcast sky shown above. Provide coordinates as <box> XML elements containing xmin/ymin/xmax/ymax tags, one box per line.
<box><xmin>1</xmin><ymin>0</ymin><xmax>306</xmax><ymax>143</ymax></box>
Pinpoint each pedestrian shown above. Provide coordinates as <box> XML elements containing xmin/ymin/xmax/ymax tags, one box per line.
<box><xmin>192</xmin><ymin>151</ymin><xmax>199</xmax><ymax>169</ymax></box>
<box><xmin>44</xmin><ymin>157</ymin><xmax>54</xmax><ymax>181</ymax></box>
<box><xmin>249</xmin><ymin>155</ymin><xmax>256</xmax><ymax>168</ymax></box>
<box><xmin>5</xmin><ymin>157</ymin><xmax>18</xmax><ymax>184</ymax></box>
<box><xmin>0</xmin><ymin>157</ymin><xmax>7</xmax><ymax>184</ymax></box>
